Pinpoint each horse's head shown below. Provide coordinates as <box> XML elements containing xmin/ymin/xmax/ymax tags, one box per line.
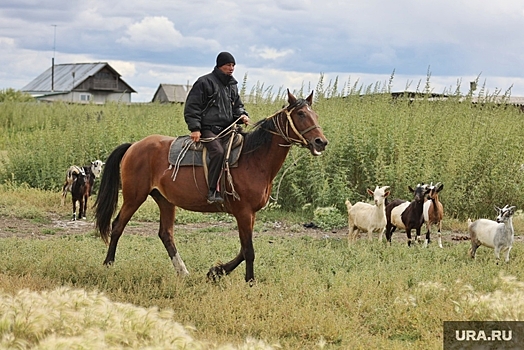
<box><xmin>281</xmin><ymin>89</ymin><xmax>328</xmax><ymax>156</ymax></box>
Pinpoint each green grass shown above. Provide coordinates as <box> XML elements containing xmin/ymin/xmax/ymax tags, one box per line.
<box><xmin>1</xmin><ymin>231</ymin><xmax>523</xmax><ymax>349</ymax></box>
<box><xmin>1</xmin><ymin>79</ymin><xmax>524</xmax><ymax>220</ymax></box>
<box><xmin>1</xmin><ymin>185</ymin><xmax>524</xmax><ymax>348</ymax></box>
<box><xmin>2</xmin><ymin>77</ymin><xmax>524</xmax><ymax>348</ymax></box>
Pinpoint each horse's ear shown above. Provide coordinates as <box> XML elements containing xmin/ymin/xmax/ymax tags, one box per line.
<box><xmin>287</xmin><ymin>89</ymin><xmax>297</xmax><ymax>105</ymax></box>
<box><xmin>306</xmin><ymin>90</ymin><xmax>314</xmax><ymax>105</ymax></box>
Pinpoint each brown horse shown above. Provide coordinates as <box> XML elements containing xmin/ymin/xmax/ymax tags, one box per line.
<box><xmin>94</xmin><ymin>90</ymin><xmax>328</xmax><ymax>282</ymax></box>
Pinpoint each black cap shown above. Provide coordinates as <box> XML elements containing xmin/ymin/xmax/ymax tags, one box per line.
<box><xmin>216</xmin><ymin>52</ymin><xmax>236</xmax><ymax>67</ymax></box>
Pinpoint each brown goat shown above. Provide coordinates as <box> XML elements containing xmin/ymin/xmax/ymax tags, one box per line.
<box><xmin>422</xmin><ymin>182</ymin><xmax>444</xmax><ymax>248</ymax></box>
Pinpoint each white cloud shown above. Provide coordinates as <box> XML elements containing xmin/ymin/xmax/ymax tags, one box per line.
<box><xmin>117</xmin><ymin>16</ymin><xmax>183</xmax><ymax>50</ymax></box>
<box><xmin>108</xmin><ymin>60</ymin><xmax>136</xmax><ymax>78</ymax></box>
<box><xmin>117</xmin><ymin>16</ymin><xmax>219</xmax><ymax>52</ymax></box>
<box><xmin>249</xmin><ymin>46</ymin><xmax>294</xmax><ymax>60</ymax></box>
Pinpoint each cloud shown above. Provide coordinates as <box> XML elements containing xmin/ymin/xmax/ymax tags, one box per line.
<box><xmin>107</xmin><ymin>60</ymin><xmax>136</xmax><ymax>79</ymax></box>
<box><xmin>249</xmin><ymin>46</ymin><xmax>294</xmax><ymax>60</ymax></box>
<box><xmin>117</xmin><ymin>16</ymin><xmax>219</xmax><ymax>52</ymax></box>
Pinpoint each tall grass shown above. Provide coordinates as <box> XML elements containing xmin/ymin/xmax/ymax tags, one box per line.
<box><xmin>1</xmin><ymin>76</ymin><xmax>523</xmax><ymax>220</ymax></box>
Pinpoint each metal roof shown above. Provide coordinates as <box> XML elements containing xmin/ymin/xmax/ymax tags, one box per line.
<box><xmin>21</xmin><ymin>62</ymin><xmax>134</xmax><ymax>92</ymax></box>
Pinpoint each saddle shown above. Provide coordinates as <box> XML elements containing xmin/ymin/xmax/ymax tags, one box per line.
<box><xmin>168</xmin><ymin>133</ymin><xmax>244</xmax><ymax>168</ymax></box>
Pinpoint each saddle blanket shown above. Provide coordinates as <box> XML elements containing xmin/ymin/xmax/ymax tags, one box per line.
<box><xmin>168</xmin><ymin>135</ymin><xmax>243</xmax><ymax>167</ymax></box>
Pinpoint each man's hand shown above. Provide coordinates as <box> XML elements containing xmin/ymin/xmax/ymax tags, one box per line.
<box><xmin>190</xmin><ymin>130</ymin><xmax>201</xmax><ymax>142</ymax></box>
<box><xmin>240</xmin><ymin>114</ymin><xmax>250</xmax><ymax>125</ymax></box>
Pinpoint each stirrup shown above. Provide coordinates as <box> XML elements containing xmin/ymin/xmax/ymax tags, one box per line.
<box><xmin>207</xmin><ymin>190</ymin><xmax>224</xmax><ymax>204</ymax></box>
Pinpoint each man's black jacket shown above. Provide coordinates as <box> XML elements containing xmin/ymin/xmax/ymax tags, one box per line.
<box><xmin>184</xmin><ymin>67</ymin><xmax>248</xmax><ymax>132</ymax></box>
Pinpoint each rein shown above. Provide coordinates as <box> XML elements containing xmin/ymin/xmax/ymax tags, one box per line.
<box><xmin>257</xmin><ymin>100</ymin><xmax>321</xmax><ymax>147</ymax></box>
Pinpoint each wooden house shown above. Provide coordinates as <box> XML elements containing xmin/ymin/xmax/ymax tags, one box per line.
<box><xmin>21</xmin><ymin>62</ymin><xmax>136</xmax><ymax>103</ymax></box>
<box><xmin>152</xmin><ymin>83</ymin><xmax>192</xmax><ymax>103</ymax></box>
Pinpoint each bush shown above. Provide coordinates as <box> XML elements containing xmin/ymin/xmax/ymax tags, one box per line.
<box><xmin>0</xmin><ymin>88</ymin><xmax>34</xmax><ymax>102</ymax></box>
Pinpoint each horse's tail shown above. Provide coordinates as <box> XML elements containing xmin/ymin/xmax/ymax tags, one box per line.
<box><xmin>95</xmin><ymin>142</ymin><xmax>133</xmax><ymax>244</ymax></box>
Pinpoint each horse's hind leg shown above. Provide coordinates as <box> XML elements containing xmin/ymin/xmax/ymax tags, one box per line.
<box><xmin>103</xmin><ymin>196</ymin><xmax>145</xmax><ymax>266</ymax></box>
<box><xmin>151</xmin><ymin>190</ymin><xmax>189</xmax><ymax>276</ymax></box>
<box><xmin>208</xmin><ymin>211</ymin><xmax>255</xmax><ymax>282</ymax></box>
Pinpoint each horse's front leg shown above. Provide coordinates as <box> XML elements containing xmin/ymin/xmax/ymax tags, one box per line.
<box><xmin>208</xmin><ymin>212</ymin><xmax>255</xmax><ymax>283</ymax></box>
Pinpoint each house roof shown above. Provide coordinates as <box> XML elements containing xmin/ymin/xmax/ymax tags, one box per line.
<box><xmin>152</xmin><ymin>83</ymin><xmax>192</xmax><ymax>103</ymax></box>
<box><xmin>21</xmin><ymin>62</ymin><xmax>136</xmax><ymax>93</ymax></box>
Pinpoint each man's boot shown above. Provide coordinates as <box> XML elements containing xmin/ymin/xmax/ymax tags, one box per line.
<box><xmin>207</xmin><ymin>189</ymin><xmax>224</xmax><ymax>204</ymax></box>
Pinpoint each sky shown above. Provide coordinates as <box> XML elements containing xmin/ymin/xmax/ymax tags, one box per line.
<box><xmin>1</xmin><ymin>0</ymin><xmax>523</xmax><ymax>102</ymax></box>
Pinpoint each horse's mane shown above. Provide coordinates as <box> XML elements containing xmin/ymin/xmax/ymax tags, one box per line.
<box><xmin>241</xmin><ymin>118</ymin><xmax>275</xmax><ymax>155</ymax></box>
<box><xmin>241</xmin><ymin>99</ymin><xmax>309</xmax><ymax>156</ymax></box>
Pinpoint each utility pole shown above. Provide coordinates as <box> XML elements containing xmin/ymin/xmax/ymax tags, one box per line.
<box><xmin>51</xmin><ymin>24</ymin><xmax>57</xmax><ymax>91</ymax></box>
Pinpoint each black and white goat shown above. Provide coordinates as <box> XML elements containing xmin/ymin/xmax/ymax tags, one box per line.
<box><xmin>468</xmin><ymin>205</ymin><xmax>516</xmax><ymax>264</ymax></box>
<box><xmin>385</xmin><ymin>184</ymin><xmax>430</xmax><ymax>246</ymax></box>
<box><xmin>61</xmin><ymin>160</ymin><xmax>104</xmax><ymax>220</ymax></box>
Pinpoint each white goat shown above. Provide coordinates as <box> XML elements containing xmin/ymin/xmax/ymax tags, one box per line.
<box><xmin>422</xmin><ymin>182</ymin><xmax>444</xmax><ymax>248</ymax></box>
<box><xmin>468</xmin><ymin>205</ymin><xmax>516</xmax><ymax>264</ymax></box>
<box><xmin>345</xmin><ymin>186</ymin><xmax>390</xmax><ymax>242</ymax></box>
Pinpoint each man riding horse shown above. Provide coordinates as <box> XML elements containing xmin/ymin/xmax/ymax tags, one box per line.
<box><xmin>183</xmin><ymin>52</ymin><xmax>250</xmax><ymax>204</ymax></box>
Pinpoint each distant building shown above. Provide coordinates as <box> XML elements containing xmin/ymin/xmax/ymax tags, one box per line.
<box><xmin>21</xmin><ymin>62</ymin><xmax>136</xmax><ymax>103</ymax></box>
<box><xmin>152</xmin><ymin>83</ymin><xmax>192</xmax><ymax>103</ymax></box>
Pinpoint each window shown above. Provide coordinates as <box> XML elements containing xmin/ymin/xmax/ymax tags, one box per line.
<box><xmin>80</xmin><ymin>94</ymin><xmax>91</xmax><ymax>101</ymax></box>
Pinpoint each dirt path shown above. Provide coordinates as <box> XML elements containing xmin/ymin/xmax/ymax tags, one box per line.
<box><xmin>0</xmin><ymin>215</ymin><xmax>477</xmax><ymax>245</ymax></box>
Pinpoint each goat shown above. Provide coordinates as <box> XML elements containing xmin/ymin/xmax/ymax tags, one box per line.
<box><xmin>61</xmin><ymin>160</ymin><xmax>104</xmax><ymax>206</ymax></box>
<box><xmin>385</xmin><ymin>183</ymin><xmax>430</xmax><ymax>246</ymax></box>
<box><xmin>468</xmin><ymin>205</ymin><xmax>516</xmax><ymax>264</ymax></box>
<box><xmin>61</xmin><ymin>160</ymin><xmax>104</xmax><ymax>220</ymax></box>
<box><xmin>345</xmin><ymin>186</ymin><xmax>390</xmax><ymax>242</ymax></box>
<box><xmin>70</xmin><ymin>169</ymin><xmax>90</xmax><ymax>220</ymax></box>
<box><xmin>422</xmin><ymin>182</ymin><xmax>444</xmax><ymax>248</ymax></box>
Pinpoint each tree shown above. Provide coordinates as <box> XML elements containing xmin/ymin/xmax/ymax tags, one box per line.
<box><xmin>0</xmin><ymin>88</ymin><xmax>34</xmax><ymax>102</ymax></box>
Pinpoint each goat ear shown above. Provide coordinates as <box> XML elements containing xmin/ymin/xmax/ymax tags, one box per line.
<box><xmin>367</xmin><ymin>189</ymin><xmax>374</xmax><ymax>196</ymax></box>
<box><xmin>436</xmin><ymin>182</ymin><xmax>444</xmax><ymax>191</ymax></box>
<box><xmin>384</xmin><ymin>191</ymin><xmax>390</xmax><ymax>197</ymax></box>
<box><xmin>408</xmin><ymin>186</ymin><xmax>414</xmax><ymax>193</ymax></box>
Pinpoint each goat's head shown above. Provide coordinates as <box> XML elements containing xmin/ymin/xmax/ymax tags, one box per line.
<box><xmin>367</xmin><ymin>185</ymin><xmax>390</xmax><ymax>205</ymax></box>
<box><xmin>408</xmin><ymin>183</ymin><xmax>430</xmax><ymax>203</ymax></box>
<box><xmin>91</xmin><ymin>160</ymin><xmax>105</xmax><ymax>178</ymax></box>
<box><xmin>495</xmin><ymin>205</ymin><xmax>516</xmax><ymax>223</ymax></box>
<box><xmin>427</xmin><ymin>182</ymin><xmax>444</xmax><ymax>200</ymax></box>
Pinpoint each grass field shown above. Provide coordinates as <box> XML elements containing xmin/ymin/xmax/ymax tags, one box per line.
<box><xmin>1</xmin><ymin>81</ymin><xmax>524</xmax><ymax>348</ymax></box>
<box><xmin>0</xmin><ymin>186</ymin><xmax>524</xmax><ymax>349</ymax></box>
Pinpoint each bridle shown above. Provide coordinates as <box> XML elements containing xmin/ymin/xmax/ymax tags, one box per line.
<box><xmin>260</xmin><ymin>99</ymin><xmax>322</xmax><ymax>147</ymax></box>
